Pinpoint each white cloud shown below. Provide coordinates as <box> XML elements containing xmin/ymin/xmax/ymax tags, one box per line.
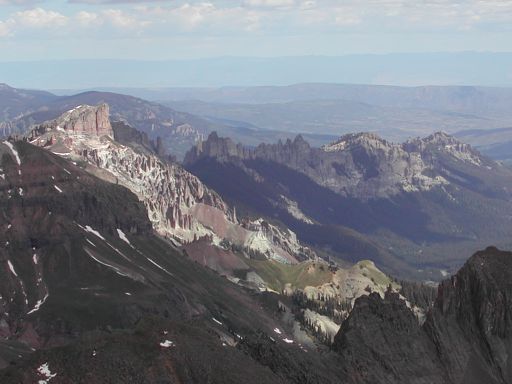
<box><xmin>244</xmin><ymin>0</ymin><xmax>295</xmax><ymax>7</ymax></box>
<box><xmin>14</xmin><ymin>8</ymin><xmax>68</xmax><ymax>28</ymax></box>
<box><xmin>102</xmin><ymin>8</ymin><xmax>150</xmax><ymax>29</ymax></box>
<box><xmin>0</xmin><ymin>20</ymin><xmax>14</xmax><ymax>37</ymax></box>
<box><xmin>75</xmin><ymin>11</ymin><xmax>103</xmax><ymax>27</ymax></box>
<box><xmin>136</xmin><ymin>3</ymin><xmax>263</xmax><ymax>32</ymax></box>
<box><xmin>2</xmin><ymin>0</ymin><xmax>512</xmax><ymax>42</ymax></box>
<box><xmin>0</xmin><ymin>0</ymin><xmax>41</xmax><ymax>4</ymax></box>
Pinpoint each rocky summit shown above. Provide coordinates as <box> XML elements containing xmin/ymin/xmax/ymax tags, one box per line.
<box><xmin>28</xmin><ymin>103</ymin><xmax>113</xmax><ymax>137</ymax></box>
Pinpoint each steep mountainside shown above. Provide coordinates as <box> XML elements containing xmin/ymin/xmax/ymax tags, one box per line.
<box><xmin>25</xmin><ymin>104</ymin><xmax>311</xmax><ymax>266</ymax></box>
<box><xmin>185</xmin><ymin>132</ymin><xmax>512</xmax><ymax>279</ymax></box>
<box><xmin>0</xmin><ymin>140</ymin><xmax>348</xmax><ymax>383</ymax></box>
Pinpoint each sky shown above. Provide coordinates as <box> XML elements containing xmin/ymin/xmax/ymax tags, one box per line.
<box><xmin>1</xmin><ymin>0</ymin><xmax>512</xmax><ymax>61</ymax></box>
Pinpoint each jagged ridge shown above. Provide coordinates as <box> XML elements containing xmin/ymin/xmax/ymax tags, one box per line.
<box><xmin>186</xmin><ymin>131</ymin><xmax>493</xmax><ymax>199</ymax></box>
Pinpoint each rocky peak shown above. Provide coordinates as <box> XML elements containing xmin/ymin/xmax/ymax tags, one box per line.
<box><xmin>404</xmin><ymin>131</ymin><xmax>484</xmax><ymax>166</ymax></box>
<box><xmin>184</xmin><ymin>131</ymin><xmax>246</xmax><ymax>164</ymax></box>
<box><xmin>28</xmin><ymin>104</ymin><xmax>113</xmax><ymax>139</ymax></box>
<box><xmin>322</xmin><ymin>132</ymin><xmax>390</xmax><ymax>153</ymax></box>
<box><xmin>291</xmin><ymin>134</ymin><xmax>310</xmax><ymax>149</ymax></box>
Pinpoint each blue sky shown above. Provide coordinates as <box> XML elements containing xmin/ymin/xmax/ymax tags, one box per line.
<box><xmin>1</xmin><ymin>0</ymin><xmax>512</xmax><ymax>61</ymax></box>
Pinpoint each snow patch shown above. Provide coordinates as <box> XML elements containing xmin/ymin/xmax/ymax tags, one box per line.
<box><xmin>7</xmin><ymin>260</ymin><xmax>18</xmax><ymax>277</ymax></box>
<box><xmin>85</xmin><ymin>239</ymin><xmax>97</xmax><ymax>247</ymax></box>
<box><xmin>84</xmin><ymin>225</ymin><xmax>105</xmax><ymax>240</ymax></box>
<box><xmin>146</xmin><ymin>257</ymin><xmax>173</xmax><ymax>276</ymax></box>
<box><xmin>116</xmin><ymin>228</ymin><xmax>132</xmax><ymax>246</ymax></box>
<box><xmin>3</xmin><ymin>141</ymin><xmax>21</xmax><ymax>165</ymax></box>
<box><xmin>27</xmin><ymin>293</ymin><xmax>49</xmax><ymax>315</ymax></box>
<box><xmin>53</xmin><ymin>185</ymin><xmax>63</xmax><ymax>193</ymax></box>
<box><xmin>84</xmin><ymin>248</ymin><xmax>132</xmax><ymax>279</ymax></box>
<box><xmin>283</xmin><ymin>338</ymin><xmax>294</xmax><ymax>344</ymax></box>
<box><xmin>273</xmin><ymin>328</ymin><xmax>282</xmax><ymax>335</ymax></box>
<box><xmin>212</xmin><ymin>317</ymin><xmax>223</xmax><ymax>326</ymax></box>
<box><xmin>37</xmin><ymin>362</ymin><xmax>57</xmax><ymax>383</ymax></box>
<box><xmin>160</xmin><ymin>340</ymin><xmax>175</xmax><ymax>348</ymax></box>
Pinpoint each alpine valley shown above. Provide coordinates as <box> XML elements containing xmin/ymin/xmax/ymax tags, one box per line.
<box><xmin>1</xmin><ymin>83</ymin><xmax>512</xmax><ymax>384</ymax></box>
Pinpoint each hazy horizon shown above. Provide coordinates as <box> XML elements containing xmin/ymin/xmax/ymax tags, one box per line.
<box><xmin>2</xmin><ymin>52</ymin><xmax>512</xmax><ymax>90</ymax></box>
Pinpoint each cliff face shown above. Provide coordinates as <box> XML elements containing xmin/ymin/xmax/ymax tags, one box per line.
<box><xmin>185</xmin><ymin>131</ymin><xmax>497</xmax><ymax>199</ymax></box>
<box><xmin>28</xmin><ymin>104</ymin><xmax>112</xmax><ymax>138</ymax></box>
<box><xmin>425</xmin><ymin>246</ymin><xmax>512</xmax><ymax>384</ymax></box>
<box><xmin>333</xmin><ymin>247</ymin><xmax>512</xmax><ymax>384</ymax></box>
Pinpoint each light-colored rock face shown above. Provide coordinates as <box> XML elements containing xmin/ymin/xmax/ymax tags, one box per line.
<box><xmin>404</xmin><ymin>131</ymin><xmax>483</xmax><ymax>166</ymax></box>
<box><xmin>27</xmin><ymin>104</ymin><xmax>313</xmax><ymax>264</ymax></box>
<box><xmin>187</xmin><ymin>131</ymin><xmax>490</xmax><ymax>199</ymax></box>
<box><xmin>30</xmin><ymin>104</ymin><xmax>113</xmax><ymax>138</ymax></box>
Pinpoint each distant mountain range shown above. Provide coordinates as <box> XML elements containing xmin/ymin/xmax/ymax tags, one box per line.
<box><xmin>184</xmin><ymin>131</ymin><xmax>512</xmax><ymax>280</ymax></box>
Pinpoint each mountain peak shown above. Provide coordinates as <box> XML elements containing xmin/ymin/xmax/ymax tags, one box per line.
<box><xmin>422</xmin><ymin>131</ymin><xmax>459</xmax><ymax>145</ymax></box>
<box><xmin>28</xmin><ymin>103</ymin><xmax>113</xmax><ymax>139</ymax></box>
<box><xmin>404</xmin><ymin>130</ymin><xmax>485</xmax><ymax>166</ymax></box>
<box><xmin>322</xmin><ymin>132</ymin><xmax>387</xmax><ymax>152</ymax></box>
<box><xmin>184</xmin><ymin>131</ymin><xmax>246</xmax><ymax>163</ymax></box>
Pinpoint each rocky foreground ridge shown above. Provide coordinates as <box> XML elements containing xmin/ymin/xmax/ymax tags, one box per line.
<box><xmin>334</xmin><ymin>246</ymin><xmax>512</xmax><ymax>384</ymax></box>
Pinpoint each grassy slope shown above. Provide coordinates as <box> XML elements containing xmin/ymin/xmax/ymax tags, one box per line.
<box><xmin>247</xmin><ymin>259</ymin><xmax>332</xmax><ymax>292</ymax></box>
